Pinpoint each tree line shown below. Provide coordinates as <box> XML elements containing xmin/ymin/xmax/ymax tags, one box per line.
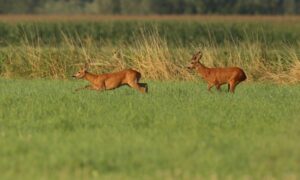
<box><xmin>0</xmin><ymin>0</ymin><xmax>299</xmax><ymax>15</ymax></box>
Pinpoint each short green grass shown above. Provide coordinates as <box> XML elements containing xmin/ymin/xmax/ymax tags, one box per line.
<box><xmin>0</xmin><ymin>79</ymin><xmax>300</xmax><ymax>179</ymax></box>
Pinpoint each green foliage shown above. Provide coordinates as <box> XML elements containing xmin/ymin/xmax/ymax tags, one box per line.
<box><xmin>0</xmin><ymin>21</ymin><xmax>300</xmax><ymax>46</ymax></box>
<box><xmin>1</xmin><ymin>0</ymin><xmax>300</xmax><ymax>14</ymax></box>
<box><xmin>0</xmin><ymin>80</ymin><xmax>300</xmax><ymax>179</ymax></box>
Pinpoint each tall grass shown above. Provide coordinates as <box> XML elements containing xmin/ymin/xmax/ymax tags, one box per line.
<box><xmin>0</xmin><ymin>28</ymin><xmax>299</xmax><ymax>83</ymax></box>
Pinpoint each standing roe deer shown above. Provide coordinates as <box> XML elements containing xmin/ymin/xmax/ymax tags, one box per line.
<box><xmin>187</xmin><ymin>51</ymin><xmax>247</xmax><ymax>93</ymax></box>
<box><xmin>72</xmin><ymin>64</ymin><xmax>148</xmax><ymax>93</ymax></box>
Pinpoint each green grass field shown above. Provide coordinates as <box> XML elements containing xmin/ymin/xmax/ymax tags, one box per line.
<box><xmin>1</xmin><ymin>79</ymin><xmax>299</xmax><ymax>179</ymax></box>
<box><xmin>1</xmin><ymin>15</ymin><xmax>300</xmax><ymax>46</ymax></box>
<box><xmin>0</xmin><ymin>15</ymin><xmax>300</xmax><ymax>180</ymax></box>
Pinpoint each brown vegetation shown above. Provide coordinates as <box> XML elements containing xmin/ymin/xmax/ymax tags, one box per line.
<box><xmin>1</xmin><ymin>15</ymin><xmax>300</xmax><ymax>23</ymax></box>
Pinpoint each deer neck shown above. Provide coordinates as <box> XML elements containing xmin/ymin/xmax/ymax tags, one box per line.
<box><xmin>84</xmin><ymin>72</ymin><xmax>98</xmax><ymax>84</ymax></box>
<box><xmin>196</xmin><ymin>63</ymin><xmax>210</xmax><ymax>76</ymax></box>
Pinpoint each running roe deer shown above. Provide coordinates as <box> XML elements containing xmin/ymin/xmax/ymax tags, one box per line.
<box><xmin>72</xmin><ymin>64</ymin><xmax>148</xmax><ymax>93</ymax></box>
<box><xmin>187</xmin><ymin>51</ymin><xmax>247</xmax><ymax>93</ymax></box>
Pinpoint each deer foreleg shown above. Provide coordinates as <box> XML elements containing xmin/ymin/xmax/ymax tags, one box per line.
<box><xmin>216</xmin><ymin>84</ymin><xmax>221</xmax><ymax>92</ymax></box>
<box><xmin>75</xmin><ymin>85</ymin><xmax>91</xmax><ymax>92</ymax></box>
<box><xmin>75</xmin><ymin>85</ymin><xmax>102</xmax><ymax>92</ymax></box>
<box><xmin>207</xmin><ymin>83</ymin><xmax>213</xmax><ymax>92</ymax></box>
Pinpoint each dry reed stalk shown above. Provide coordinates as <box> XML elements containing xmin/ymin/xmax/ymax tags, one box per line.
<box><xmin>1</xmin><ymin>29</ymin><xmax>300</xmax><ymax>83</ymax></box>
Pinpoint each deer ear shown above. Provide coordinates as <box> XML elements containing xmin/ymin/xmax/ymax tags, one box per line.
<box><xmin>197</xmin><ymin>51</ymin><xmax>203</xmax><ymax>61</ymax></box>
<box><xmin>192</xmin><ymin>51</ymin><xmax>201</xmax><ymax>60</ymax></box>
<box><xmin>83</xmin><ymin>63</ymin><xmax>89</xmax><ymax>71</ymax></box>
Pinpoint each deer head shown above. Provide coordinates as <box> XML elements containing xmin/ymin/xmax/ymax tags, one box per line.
<box><xmin>72</xmin><ymin>63</ymin><xmax>89</xmax><ymax>79</ymax></box>
<box><xmin>187</xmin><ymin>51</ymin><xmax>203</xmax><ymax>69</ymax></box>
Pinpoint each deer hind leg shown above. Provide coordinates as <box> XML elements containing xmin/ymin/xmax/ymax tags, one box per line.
<box><xmin>128</xmin><ymin>82</ymin><xmax>147</xmax><ymax>93</ymax></box>
<box><xmin>229</xmin><ymin>80</ymin><xmax>241</xmax><ymax>93</ymax></box>
<box><xmin>130</xmin><ymin>74</ymin><xmax>147</xmax><ymax>93</ymax></box>
<box><xmin>138</xmin><ymin>83</ymin><xmax>148</xmax><ymax>93</ymax></box>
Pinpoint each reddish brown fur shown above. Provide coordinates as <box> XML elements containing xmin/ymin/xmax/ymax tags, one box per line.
<box><xmin>73</xmin><ymin>65</ymin><xmax>147</xmax><ymax>93</ymax></box>
<box><xmin>187</xmin><ymin>51</ymin><xmax>247</xmax><ymax>93</ymax></box>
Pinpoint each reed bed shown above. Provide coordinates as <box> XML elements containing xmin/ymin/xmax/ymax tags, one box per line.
<box><xmin>0</xmin><ymin>17</ymin><xmax>299</xmax><ymax>83</ymax></box>
<box><xmin>0</xmin><ymin>29</ymin><xmax>299</xmax><ymax>83</ymax></box>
